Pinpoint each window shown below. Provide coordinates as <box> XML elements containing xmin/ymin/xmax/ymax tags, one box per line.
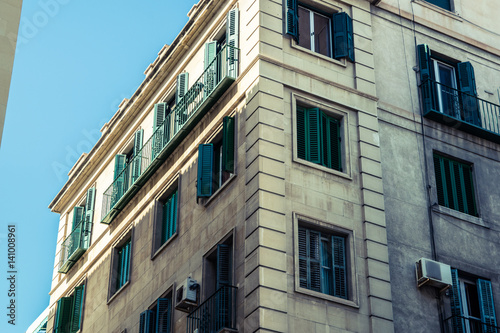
<box><xmin>298</xmin><ymin>226</ymin><xmax>347</xmax><ymax>299</ymax></box>
<box><xmin>197</xmin><ymin>116</ymin><xmax>235</xmax><ymax>199</ymax></box>
<box><xmin>152</xmin><ymin>186</ymin><xmax>178</xmax><ymax>255</ymax></box>
<box><xmin>54</xmin><ymin>285</ymin><xmax>85</xmax><ymax>333</ymax></box>
<box><xmin>433</xmin><ymin>153</ymin><xmax>477</xmax><ymax>216</ymax></box>
<box><xmin>425</xmin><ymin>0</ymin><xmax>451</xmax><ymax>11</ymax></box>
<box><xmin>109</xmin><ymin>236</ymin><xmax>132</xmax><ymax>299</ymax></box>
<box><xmin>448</xmin><ymin>269</ymin><xmax>498</xmax><ymax>332</ymax></box>
<box><xmin>285</xmin><ymin>0</ymin><xmax>354</xmax><ymax>62</ymax></box>
<box><xmin>296</xmin><ymin>106</ymin><xmax>342</xmax><ymax>172</ymax></box>
<box><xmin>139</xmin><ymin>294</ymin><xmax>172</xmax><ymax>333</ymax></box>
<box><xmin>417</xmin><ymin>44</ymin><xmax>481</xmax><ymax>127</ymax></box>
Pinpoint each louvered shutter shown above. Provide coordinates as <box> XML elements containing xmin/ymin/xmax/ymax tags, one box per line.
<box><xmin>461</xmin><ymin>164</ymin><xmax>477</xmax><ymax>216</ymax></box>
<box><xmin>112</xmin><ymin>154</ymin><xmax>127</xmax><ymax>206</ymax></box>
<box><xmin>296</xmin><ymin>107</ymin><xmax>307</xmax><ymax>160</ymax></box>
<box><xmin>176</xmin><ymin>73</ymin><xmax>189</xmax><ymax>105</ymax></box>
<box><xmin>307</xmin><ymin>108</ymin><xmax>321</xmax><ymax>164</ymax></box>
<box><xmin>72</xmin><ymin>206</ymin><xmax>85</xmax><ymax>230</ymax></box>
<box><xmin>433</xmin><ymin>154</ymin><xmax>446</xmax><ymax>207</ymax></box>
<box><xmin>217</xmin><ymin>244</ymin><xmax>232</xmax><ymax>288</ymax></box>
<box><xmin>332</xmin><ymin>236</ymin><xmax>347</xmax><ymax>299</ymax></box>
<box><xmin>131</xmin><ymin>129</ymin><xmax>144</xmax><ymax>183</ymax></box>
<box><xmin>162</xmin><ymin>191</ymin><xmax>177</xmax><ymax>244</ymax></box>
<box><xmin>222</xmin><ymin>116</ymin><xmax>235</xmax><ymax>173</ymax></box>
<box><xmin>457</xmin><ymin>62</ymin><xmax>481</xmax><ymax>126</ymax></box>
<box><xmin>333</xmin><ymin>12</ymin><xmax>354</xmax><ymax>62</ymax></box>
<box><xmin>55</xmin><ymin>297</ymin><xmax>74</xmax><ymax>333</ymax></box>
<box><xmin>153</xmin><ymin>103</ymin><xmax>167</xmax><ymax>159</ymax></box>
<box><xmin>139</xmin><ymin>310</ymin><xmax>154</xmax><ymax>333</ymax></box>
<box><xmin>308</xmin><ymin>230</ymin><xmax>321</xmax><ymax>292</ymax></box>
<box><xmin>298</xmin><ymin>227</ymin><xmax>308</xmax><ymax>289</ymax></box>
<box><xmin>417</xmin><ymin>44</ymin><xmax>435</xmax><ymax>115</ymax></box>
<box><xmin>285</xmin><ymin>0</ymin><xmax>298</xmax><ymax>40</ymax></box>
<box><xmin>204</xmin><ymin>42</ymin><xmax>218</xmax><ymax>97</ymax></box>
<box><xmin>320</xmin><ymin>238</ymin><xmax>333</xmax><ymax>295</ymax></box>
<box><xmin>70</xmin><ymin>285</ymin><xmax>85</xmax><ymax>333</ymax></box>
<box><xmin>82</xmin><ymin>188</ymin><xmax>95</xmax><ymax>249</ymax></box>
<box><xmin>321</xmin><ymin>113</ymin><xmax>341</xmax><ymax>171</ymax></box>
<box><xmin>197</xmin><ymin>144</ymin><xmax>214</xmax><ymax>198</ymax></box>
<box><xmin>450</xmin><ymin>269</ymin><xmax>465</xmax><ymax>333</ymax></box>
<box><xmin>226</xmin><ymin>8</ymin><xmax>239</xmax><ymax>78</ymax></box>
<box><xmin>477</xmin><ymin>279</ymin><xmax>498</xmax><ymax>333</ymax></box>
<box><xmin>156</xmin><ymin>298</ymin><xmax>171</xmax><ymax>333</ymax></box>
<box><xmin>117</xmin><ymin>241</ymin><xmax>131</xmax><ymax>289</ymax></box>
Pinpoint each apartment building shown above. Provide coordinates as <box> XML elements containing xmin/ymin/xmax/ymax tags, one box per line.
<box><xmin>372</xmin><ymin>0</ymin><xmax>500</xmax><ymax>332</ymax></box>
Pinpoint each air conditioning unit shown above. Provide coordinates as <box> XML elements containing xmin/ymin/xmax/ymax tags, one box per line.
<box><xmin>416</xmin><ymin>258</ymin><xmax>452</xmax><ymax>291</ymax></box>
<box><xmin>175</xmin><ymin>277</ymin><xmax>199</xmax><ymax>312</ymax></box>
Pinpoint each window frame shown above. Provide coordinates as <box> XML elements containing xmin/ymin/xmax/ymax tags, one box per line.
<box><xmin>54</xmin><ymin>282</ymin><xmax>86</xmax><ymax>333</ymax></box>
<box><xmin>297</xmin><ymin>5</ymin><xmax>333</xmax><ymax>58</ymax></box>
<box><xmin>293</xmin><ymin>213</ymin><xmax>358</xmax><ymax>307</ymax></box>
<box><xmin>291</xmin><ymin>94</ymin><xmax>351</xmax><ymax>179</ymax></box>
<box><xmin>107</xmin><ymin>228</ymin><xmax>134</xmax><ymax>303</ymax></box>
<box><xmin>139</xmin><ymin>288</ymin><xmax>174</xmax><ymax>333</ymax></box>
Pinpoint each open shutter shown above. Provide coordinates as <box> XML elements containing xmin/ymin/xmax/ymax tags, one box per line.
<box><xmin>433</xmin><ymin>154</ymin><xmax>446</xmax><ymax>207</ymax></box>
<box><xmin>461</xmin><ymin>164</ymin><xmax>477</xmax><ymax>216</ymax></box>
<box><xmin>321</xmin><ymin>113</ymin><xmax>341</xmax><ymax>171</ymax></box>
<box><xmin>417</xmin><ymin>44</ymin><xmax>435</xmax><ymax>115</ymax></box>
<box><xmin>139</xmin><ymin>310</ymin><xmax>154</xmax><ymax>333</ymax></box>
<box><xmin>450</xmin><ymin>269</ymin><xmax>465</xmax><ymax>333</ymax></box>
<box><xmin>72</xmin><ymin>206</ymin><xmax>85</xmax><ymax>230</ymax></box>
<box><xmin>307</xmin><ymin>108</ymin><xmax>321</xmax><ymax>164</ymax></box>
<box><xmin>222</xmin><ymin>116</ymin><xmax>235</xmax><ymax>173</ymax></box>
<box><xmin>197</xmin><ymin>144</ymin><xmax>214</xmax><ymax>198</ymax></box>
<box><xmin>117</xmin><ymin>241</ymin><xmax>131</xmax><ymax>289</ymax></box>
<box><xmin>112</xmin><ymin>154</ymin><xmax>127</xmax><ymax>206</ymax></box>
<box><xmin>204</xmin><ymin>42</ymin><xmax>218</xmax><ymax>97</ymax></box>
<box><xmin>153</xmin><ymin>103</ymin><xmax>167</xmax><ymax>159</ymax></box>
<box><xmin>332</xmin><ymin>236</ymin><xmax>347</xmax><ymax>299</ymax></box>
<box><xmin>226</xmin><ymin>8</ymin><xmax>239</xmax><ymax>78</ymax></box>
<box><xmin>55</xmin><ymin>297</ymin><xmax>74</xmax><ymax>333</ymax></box>
<box><xmin>70</xmin><ymin>285</ymin><xmax>85</xmax><ymax>333</ymax></box>
<box><xmin>217</xmin><ymin>244</ymin><xmax>232</xmax><ymax>289</ymax></box>
<box><xmin>162</xmin><ymin>191</ymin><xmax>177</xmax><ymax>244</ymax></box>
<box><xmin>132</xmin><ymin>129</ymin><xmax>144</xmax><ymax>183</ymax></box>
<box><xmin>176</xmin><ymin>73</ymin><xmax>189</xmax><ymax>105</ymax></box>
<box><xmin>333</xmin><ymin>12</ymin><xmax>354</xmax><ymax>62</ymax></box>
<box><xmin>156</xmin><ymin>298</ymin><xmax>171</xmax><ymax>333</ymax></box>
<box><xmin>82</xmin><ymin>187</ymin><xmax>95</xmax><ymax>249</ymax></box>
<box><xmin>457</xmin><ymin>62</ymin><xmax>481</xmax><ymax>126</ymax></box>
<box><xmin>477</xmin><ymin>279</ymin><xmax>498</xmax><ymax>332</ymax></box>
<box><xmin>296</xmin><ymin>106</ymin><xmax>307</xmax><ymax>160</ymax></box>
<box><xmin>285</xmin><ymin>0</ymin><xmax>298</xmax><ymax>40</ymax></box>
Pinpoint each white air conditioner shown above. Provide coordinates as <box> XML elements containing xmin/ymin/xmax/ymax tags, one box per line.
<box><xmin>416</xmin><ymin>258</ymin><xmax>452</xmax><ymax>291</ymax></box>
<box><xmin>175</xmin><ymin>277</ymin><xmax>199</xmax><ymax>312</ymax></box>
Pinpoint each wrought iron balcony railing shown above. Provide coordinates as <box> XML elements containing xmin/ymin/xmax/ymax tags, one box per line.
<box><xmin>420</xmin><ymin>79</ymin><xmax>500</xmax><ymax>143</ymax></box>
<box><xmin>443</xmin><ymin>315</ymin><xmax>499</xmax><ymax>333</ymax></box>
<box><xmin>101</xmin><ymin>45</ymin><xmax>239</xmax><ymax>224</ymax></box>
<box><xmin>58</xmin><ymin>219</ymin><xmax>92</xmax><ymax>273</ymax></box>
<box><xmin>187</xmin><ymin>285</ymin><xmax>237</xmax><ymax>333</ymax></box>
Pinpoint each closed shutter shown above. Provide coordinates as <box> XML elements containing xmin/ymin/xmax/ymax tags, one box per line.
<box><xmin>321</xmin><ymin>113</ymin><xmax>341</xmax><ymax>171</ymax></box>
<box><xmin>153</xmin><ymin>103</ymin><xmax>167</xmax><ymax>159</ymax></box>
<box><xmin>417</xmin><ymin>44</ymin><xmax>434</xmax><ymax>115</ymax></box>
<box><xmin>216</xmin><ymin>244</ymin><xmax>232</xmax><ymax>329</ymax></box>
<box><xmin>204</xmin><ymin>42</ymin><xmax>218</xmax><ymax>96</ymax></box>
<box><xmin>332</xmin><ymin>236</ymin><xmax>347</xmax><ymax>299</ymax></box>
<box><xmin>197</xmin><ymin>144</ymin><xmax>214</xmax><ymax>198</ymax></box>
<box><xmin>450</xmin><ymin>269</ymin><xmax>465</xmax><ymax>333</ymax></box>
<box><xmin>112</xmin><ymin>154</ymin><xmax>127</xmax><ymax>206</ymax></box>
<box><xmin>333</xmin><ymin>12</ymin><xmax>354</xmax><ymax>62</ymax></box>
<box><xmin>132</xmin><ymin>129</ymin><xmax>144</xmax><ymax>183</ymax></box>
<box><xmin>139</xmin><ymin>310</ymin><xmax>154</xmax><ymax>333</ymax></box>
<box><xmin>307</xmin><ymin>108</ymin><xmax>321</xmax><ymax>164</ymax></box>
<box><xmin>226</xmin><ymin>8</ymin><xmax>239</xmax><ymax>78</ymax></box>
<box><xmin>296</xmin><ymin>106</ymin><xmax>307</xmax><ymax>160</ymax></box>
<box><xmin>72</xmin><ymin>206</ymin><xmax>85</xmax><ymax>230</ymax></box>
<box><xmin>156</xmin><ymin>298</ymin><xmax>171</xmax><ymax>333</ymax></box>
<box><xmin>308</xmin><ymin>230</ymin><xmax>321</xmax><ymax>292</ymax></box>
<box><xmin>285</xmin><ymin>0</ymin><xmax>298</xmax><ymax>40</ymax></box>
<box><xmin>461</xmin><ymin>164</ymin><xmax>477</xmax><ymax>216</ymax></box>
<box><xmin>162</xmin><ymin>190</ymin><xmax>177</xmax><ymax>244</ymax></box>
<box><xmin>320</xmin><ymin>238</ymin><xmax>333</xmax><ymax>296</ymax></box>
<box><xmin>55</xmin><ymin>297</ymin><xmax>74</xmax><ymax>333</ymax></box>
<box><xmin>298</xmin><ymin>227</ymin><xmax>308</xmax><ymax>289</ymax></box>
<box><xmin>433</xmin><ymin>154</ymin><xmax>446</xmax><ymax>207</ymax></box>
<box><xmin>477</xmin><ymin>279</ymin><xmax>498</xmax><ymax>332</ymax></box>
<box><xmin>457</xmin><ymin>62</ymin><xmax>481</xmax><ymax>126</ymax></box>
<box><xmin>222</xmin><ymin>116</ymin><xmax>235</xmax><ymax>173</ymax></box>
<box><xmin>117</xmin><ymin>241</ymin><xmax>131</xmax><ymax>290</ymax></box>
<box><xmin>70</xmin><ymin>285</ymin><xmax>85</xmax><ymax>333</ymax></box>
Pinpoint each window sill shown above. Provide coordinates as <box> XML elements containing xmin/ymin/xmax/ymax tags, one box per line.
<box><xmin>203</xmin><ymin>173</ymin><xmax>237</xmax><ymax>207</ymax></box>
<box><xmin>432</xmin><ymin>204</ymin><xmax>487</xmax><ymax>228</ymax></box>
<box><xmin>295</xmin><ymin>286</ymin><xmax>359</xmax><ymax>309</ymax></box>
<box><xmin>413</xmin><ymin>0</ymin><xmax>463</xmax><ymax>22</ymax></box>
<box><xmin>293</xmin><ymin>156</ymin><xmax>352</xmax><ymax>181</ymax></box>
<box><xmin>291</xmin><ymin>39</ymin><xmax>346</xmax><ymax>68</ymax></box>
<box><xmin>151</xmin><ymin>233</ymin><xmax>178</xmax><ymax>260</ymax></box>
<box><xmin>107</xmin><ymin>281</ymin><xmax>130</xmax><ymax>305</ymax></box>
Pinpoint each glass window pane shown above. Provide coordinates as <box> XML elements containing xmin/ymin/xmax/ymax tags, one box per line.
<box><xmin>298</xmin><ymin>7</ymin><xmax>311</xmax><ymax>50</ymax></box>
<box><xmin>314</xmin><ymin>13</ymin><xmax>331</xmax><ymax>57</ymax></box>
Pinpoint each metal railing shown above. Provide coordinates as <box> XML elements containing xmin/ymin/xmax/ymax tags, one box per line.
<box><xmin>187</xmin><ymin>285</ymin><xmax>237</xmax><ymax>333</ymax></box>
<box><xmin>443</xmin><ymin>315</ymin><xmax>499</xmax><ymax>333</ymax></box>
<box><xmin>58</xmin><ymin>219</ymin><xmax>92</xmax><ymax>273</ymax></box>
<box><xmin>420</xmin><ymin>80</ymin><xmax>500</xmax><ymax>140</ymax></box>
<box><xmin>101</xmin><ymin>45</ymin><xmax>239</xmax><ymax>223</ymax></box>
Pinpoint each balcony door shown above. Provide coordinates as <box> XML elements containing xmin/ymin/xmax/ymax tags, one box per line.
<box><xmin>433</xmin><ymin>60</ymin><xmax>458</xmax><ymax>118</ymax></box>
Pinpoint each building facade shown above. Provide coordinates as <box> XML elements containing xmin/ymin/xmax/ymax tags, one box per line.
<box><xmin>45</xmin><ymin>0</ymin><xmax>499</xmax><ymax>333</ymax></box>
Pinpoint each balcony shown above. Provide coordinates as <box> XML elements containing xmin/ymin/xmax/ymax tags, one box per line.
<box><xmin>101</xmin><ymin>45</ymin><xmax>239</xmax><ymax>224</ymax></box>
<box><xmin>58</xmin><ymin>219</ymin><xmax>92</xmax><ymax>274</ymax></box>
<box><xmin>420</xmin><ymin>79</ymin><xmax>500</xmax><ymax>143</ymax></box>
<box><xmin>443</xmin><ymin>315</ymin><xmax>499</xmax><ymax>333</ymax></box>
<box><xmin>187</xmin><ymin>285</ymin><xmax>237</xmax><ymax>333</ymax></box>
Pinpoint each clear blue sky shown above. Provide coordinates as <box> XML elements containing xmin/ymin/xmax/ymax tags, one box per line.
<box><xmin>0</xmin><ymin>1</ymin><xmax>199</xmax><ymax>331</ymax></box>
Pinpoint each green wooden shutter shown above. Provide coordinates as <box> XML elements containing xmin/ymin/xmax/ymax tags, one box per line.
<box><xmin>298</xmin><ymin>227</ymin><xmax>308</xmax><ymax>289</ymax></box>
<box><xmin>131</xmin><ymin>129</ymin><xmax>144</xmax><ymax>183</ymax></box>
<box><xmin>417</xmin><ymin>44</ymin><xmax>434</xmax><ymax>115</ymax></box>
<box><xmin>450</xmin><ymin>269</ymin><xmax>465</xmax><ymax>333</ymax></box>
<box><xmin>307</xmin><ymin>108</ymin><xmax>321</xmax><ymax>164</ymax></box>
<box><xmin>176</xmin><ymin>73</ymin><xmax>189</xmax><ymax>105</ymax></box>
<box><xmin>82</xmin><ymin>188</ymin><xmax>95</xmax><ymax>249</ymax></box>
<box><xmin>153</xmin><ymin>103</ymin><xmax>167</xmax><ymax>159</ymax></box>
<box><xmin>296</xmin><ymin>106</ymin><xmax>307</xmax><ymax>160</ymax></box>
<box><xmin>112</xmin><ymin>154</ymin><xmax>127</xmax><ymax>206</ymax></box>
<box><xmin>156</xmin><ymin>298</ymin><xmax>171</xmax><ymax>333</ymax></box>
<box><xmin>457</xmin><ymin>62</ymin><xmax>481</xmax><ymax>126</ymax></box>
<box><xmin>433</xmin><ymin>154</ymin><xmax>446</xmax><ymax>207</ymax></box>
<box><xmin>333</xmin><ymin>12</ymin><xmax>354</xmax><ymax>62</ymax></box>
<box><xmin>461</xmin><ymin>164</ymin><xmax>477</xmax><ymax>216</ymax></box>
<box><xmin>285</xmin><ymin>0</ymin><xmax>298</xmax><ymax>40</ymax></box>
<box><xmin>321</xmin><ymin>113</ymin><xmax>341</xmax><ymax>171</ymax></box>
<box><xmin>70</xmin><ymin>285</ymin><xmax>85</xmax><ymax>333</ymax></box>
<box><xmin>72</xmin><ymin>206</ymin><xmax>85</xmax><ymax>230</ymax></box>
<box><xmin>226</xmin><ymin>8</ymin><xmax>239</xmax><ymax>78</ymax></box>
<box><xmin>222</xmin><ymin>116</ymin><xmax>235</xmax><ymax>173</ymax></box>
<box><xmin>332</xmin><ymin>236</ymin><xmax>347</xmax><ymax>299</ymax></box>
<box><xmin>161</xmin><ymin>190</ymin><xmax>177</xmax><ymax>244</ymax></box>
<box><xmin>117</xmin><ymin>240</ymin><xmax>131</xmax><ymax>290</ymax></box>
<box><xmin>55</xmin><ymin>297</ymin><xmax>74</xmax><ymax>333</ymax></box>
<box><xmin>139</xmin><ymin>310</ymin><xmax>154</xmax><ymax>333</ymax></box>
<box><xmin>217</xmin><ymin>244</ymin><xmax>232</xmax><ymax>289</ymax></box>
<box><xmin>320</xmin><ymin>238</ymin><xmax>333</xmax><ymax>296</ymax></box>
<box><xmin>477</xmin><ymin>279</ymin><xmax>498</xmax><ymax>332</ymax></box>
<box><xmin>197</xmin><ymin>144</ymin><xmax>214</xmax><ymax>198</ymax></box>
<box><xmin>308</xmin><ymin>230</ymin><xmax>321</xmax><ymax>292</ymax></box>
<box><xmin>204</xmin><ymin>42</ymin><xmax>218</xmax><ymax>96</ymax></box>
